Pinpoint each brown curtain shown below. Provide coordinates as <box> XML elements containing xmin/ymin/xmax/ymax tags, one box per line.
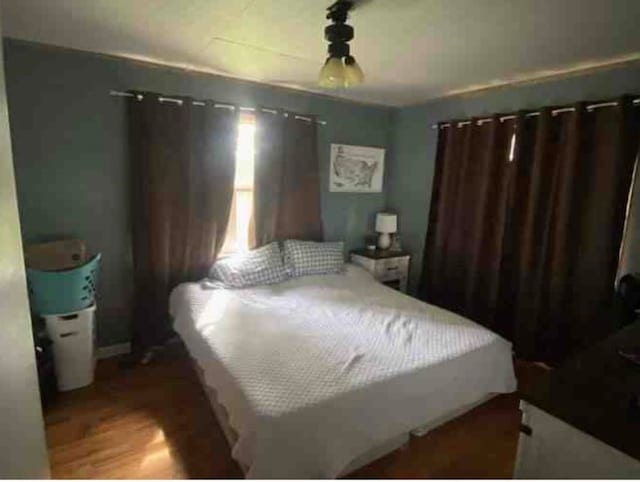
<box><xmin>253</xmin><ymin>110</ymin><xmax>323</xmax><ymax>246</ymax></box>
<box><xmin>505</xmin><ymin>97</ymin><xmax>640</xmax><ymax>362</ymax></box>
<box><xmin>420</xmin><ymin>96</ymin><xmax>640</xmax><ymax>363</ymax></box>
<box><xmin>419</xmin><ymin>116</ymin><xmax>515</xmax><ymax>326</ymax></box>
<box><xmin>128</xmin><ymin>92</ymin><xmax>238</xmax><ymax>349</ymax></box>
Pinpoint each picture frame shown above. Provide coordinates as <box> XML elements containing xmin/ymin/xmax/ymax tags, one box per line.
<box><xmin>329</xmin><ymin>144</ymin><xmax>385</xmax><ymax>193</ymax></box>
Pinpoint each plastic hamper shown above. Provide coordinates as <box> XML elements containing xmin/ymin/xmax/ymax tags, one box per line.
<box><xmin>44</xmin><ymin>304</ymin><xmax>96</xmax><ymax>391</ymax></box>
<box><xmin>27</xmin><ymin>253</ymin><xmax>101</xmax><ymax>315</ymax></box>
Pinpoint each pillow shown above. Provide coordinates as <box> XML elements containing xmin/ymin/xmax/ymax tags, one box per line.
<box><xmin>283</xmin><ymin>240</ymin><xmax>345</xmax><ymax>277</ymax></box>
<box><xmin>209</xmin><ymin>242</ymin><xmax>288</xmax><ymax>288</ymax></box>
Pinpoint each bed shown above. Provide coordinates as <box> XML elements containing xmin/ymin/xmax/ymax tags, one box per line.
<box><xmin>169</xmin><ymin>264</ymin><xmax>517</xmax><ymax>478</ymax></box>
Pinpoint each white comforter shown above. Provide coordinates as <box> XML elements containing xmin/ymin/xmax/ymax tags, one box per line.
<box><xmin>170</xmin><ymin>264</ymin><xmax>516</xmax><ymax>478</ymax></box>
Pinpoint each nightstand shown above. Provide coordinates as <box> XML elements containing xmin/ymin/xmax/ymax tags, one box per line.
<box><xmin>350</xmin><ymin>249</ymin><xmax>410</xmax><ymax>293</ymax></box>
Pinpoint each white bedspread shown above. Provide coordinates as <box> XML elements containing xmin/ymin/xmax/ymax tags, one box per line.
<box><xmin>170</xmin><ymin>264</ymin><xmax>516</xmax><ymax>478</ymax></box>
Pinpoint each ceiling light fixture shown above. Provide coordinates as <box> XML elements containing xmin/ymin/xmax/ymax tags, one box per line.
<box><xmin>318</xmin><ymin>1</ymin><xmax>364</xmax><ymax>88</ymax></box>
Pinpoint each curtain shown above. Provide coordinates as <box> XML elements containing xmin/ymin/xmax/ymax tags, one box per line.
<box><xmin>254</xmin><ymin>110</ymin><xmax>323</xmax><ymax>246</ymax></box>
<box><xmin>506</xmin><ymin>98</ymin><xmax>640</xmax><ymax>362</ymax></box>
<box><xmin>128</xmin><ymin>92</ymin><xmax>238</xmax><ymax>349</ymax></box>
<box><xmin>420</xmin><ymin>96</ymin><xmax>640</xmax><ymax>363</ymax></box>
<box><xmin>419</xmin><ymin>116</ymin><xmax>515</xmax><ymax>327</ymax></box>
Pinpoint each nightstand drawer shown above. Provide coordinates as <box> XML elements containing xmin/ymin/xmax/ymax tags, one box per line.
<box><xmin>375</xmin><ymin>257</ymin><xmax>409</xmax><ymax>281</ymax></box>
<box><xmin>350</xmin><ymin>250</ymin><xmax>411</xmax><ymax>293</ymax></box>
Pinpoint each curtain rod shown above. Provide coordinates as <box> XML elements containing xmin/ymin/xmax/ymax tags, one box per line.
<box><xmin>431</xmin><ymin>97</ymin><xmax>640</xmax><ymax>129</ymax></box>
<box><xmin>109</xmin><ymin>90</ymin><xmax>327</xmax><ymax>125</ymax></box>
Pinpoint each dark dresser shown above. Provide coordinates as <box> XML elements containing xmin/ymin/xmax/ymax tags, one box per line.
<box><xmin>516</xmin><ymin>321</ymin><xmax>640</xmax><ymax>477</ymax></box>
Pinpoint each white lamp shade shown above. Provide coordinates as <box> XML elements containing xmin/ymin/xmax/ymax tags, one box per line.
<box><xmin>375</xmin><ymin>213</ymin><xmax>397</xmax><ymax>233</ymax></box>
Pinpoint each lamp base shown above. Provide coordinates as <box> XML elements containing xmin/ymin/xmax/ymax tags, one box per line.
<box><xmin>377</xmin><ymin>232</ymin><xmax>391</xmax><ymax>250</ymax></box>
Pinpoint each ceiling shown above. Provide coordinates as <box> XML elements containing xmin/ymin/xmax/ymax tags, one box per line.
<box><xmin>3</xmin><ymin>0</ymin><xmax>640</xmax><ymax>106</ymax></box>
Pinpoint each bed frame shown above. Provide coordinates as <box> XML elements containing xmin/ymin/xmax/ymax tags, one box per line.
<box><xmin>193</xmin><ymin>360</ymin><xmax>495</xmax><ymax>477</ymax></box>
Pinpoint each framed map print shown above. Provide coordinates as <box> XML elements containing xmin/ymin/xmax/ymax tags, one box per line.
<box><xmin>329</xmin><ymin>144</ymin><xmax>385</xmax><ymax>193</ymax></box>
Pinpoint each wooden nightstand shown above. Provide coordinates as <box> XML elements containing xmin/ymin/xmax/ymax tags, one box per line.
<box><xmin>350</xmin><ymin>249</ymin><xmax>410</xmax><ymax>293</ymax></box>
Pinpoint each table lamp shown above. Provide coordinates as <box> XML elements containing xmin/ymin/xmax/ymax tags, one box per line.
<box><xmin>375</xmin><ymin>213</ymin><xmax>397</xmax><ymax>250</ymax></box>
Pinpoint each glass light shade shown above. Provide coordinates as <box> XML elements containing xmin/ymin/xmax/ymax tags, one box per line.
<box><xmin>344</xmin><ymin>58</ymin><xmax>365</xmax><ymax>86</ymax></box>
<box><xmin>318</xmin><ymin>57</ymin><xmax>345</xmax><ymax>88</ymax></box>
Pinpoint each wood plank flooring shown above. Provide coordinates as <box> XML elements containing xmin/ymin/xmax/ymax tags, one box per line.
<box><xmin>44</xmin><ymin>343</ymin><xmax>532</xmax><ymax>479</ymax></box>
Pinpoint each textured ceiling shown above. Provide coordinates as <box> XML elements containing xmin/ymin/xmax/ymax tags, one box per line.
<box><xmin>3</xmin><ymin>0</ymin><xmax>640</xmax><ymax>106</ymax></box>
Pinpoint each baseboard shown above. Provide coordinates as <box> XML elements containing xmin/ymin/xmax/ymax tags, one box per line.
<box><xmin>96</xmin><ymin>342</ymin><xmax>131</xmax><ymax>360</ymax></box>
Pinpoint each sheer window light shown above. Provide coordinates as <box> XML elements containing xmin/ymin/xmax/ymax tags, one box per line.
<box><xmin>220</xmin><ymin>113</ymin><xmax>255</xmax><ymax>255</ymax></box>
<box><xmin>508</xmin><ymin>131</ymin><xmax>516</xmax><ymax>162</ymax></box>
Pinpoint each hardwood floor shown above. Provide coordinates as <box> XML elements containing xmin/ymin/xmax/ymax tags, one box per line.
<box><xmin>44</xmin><ymin>343</ymin><xmax>529</xmax><ymax>479</ymax></box>
<box><xmin>45</xmin><ymin>344</ymin><xmax>241</xmax><ymax>479</ymax></box>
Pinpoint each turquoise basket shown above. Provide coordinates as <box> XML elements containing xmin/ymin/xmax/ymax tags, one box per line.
<box><xmin>27</xmin><ymin>253</ymin><xmax>101</xmax><ymax>315</ymax></box>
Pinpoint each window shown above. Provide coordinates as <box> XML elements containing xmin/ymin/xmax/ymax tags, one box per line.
<box><xmin>220</xmin><ymin>113</ymin><xmax>256</xmax><ymax>255</ymax></box>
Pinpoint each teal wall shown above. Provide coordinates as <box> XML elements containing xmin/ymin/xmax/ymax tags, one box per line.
<box><xmin>388</xmin><ymin>62</ymin><xmax>640</xmax><ymax>293</ymax></box>
<box><xmin>4</xmin><ymin>39</ymin><xmax>393</xmax><ymax>346</ymax></box>
<box><xmin>9</xmin><ymin>37</ymin><xmax>640</xmax><ymax>345</ymax></box>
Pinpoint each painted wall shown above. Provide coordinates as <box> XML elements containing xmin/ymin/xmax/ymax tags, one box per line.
<box><xmin>0</xmin><ymin>21</ymin><xmax>49</xmax><ymax>478</ymax></box>
<box><xmin>4</xmin><ymin>39</ymin><xmax>393</xmax><ymax>346</ymax></box>
<box><xmin>388</xmin><ymin>62</ymin><xmax>640</xmax><ymax>293</ymax></box>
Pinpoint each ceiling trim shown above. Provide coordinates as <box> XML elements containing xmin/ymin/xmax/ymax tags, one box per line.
<box><xmin>415</xmin><ymin>52</ymin><xmax>640</xmax><ymax>107</ymax></box>
<box><xmin>5</xmin><ymin>38</ymin><xmax>640</xmax><ymax>110</ymax></box>
<box><xmin>3</xmin><ymin>37</ymin><xmax>392</xmax><ymax>109</ymax></box>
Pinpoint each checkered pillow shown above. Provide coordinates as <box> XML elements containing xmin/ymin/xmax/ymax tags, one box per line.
<box><xmin>209</xmin><ymin>242</ymin><xmax>288</xmax><ymax>288</ymax></box>
<box><xmin>283</xmin><ymin>240</ymin><xmax>345</xmax><ymax>278</ymax></box>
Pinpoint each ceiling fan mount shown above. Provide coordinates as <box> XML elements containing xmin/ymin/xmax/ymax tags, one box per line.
<box><xmin>318</xmin><ymin>0</ymin><xmax>364</xmax><ymax>89</ymax></box>
<box><xmin>326</xmin><ymin>1</ymin><xmax>353</xmax><ymax>23</ymax></box>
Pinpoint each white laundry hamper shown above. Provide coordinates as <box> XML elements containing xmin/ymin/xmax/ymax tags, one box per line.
<box><xmin>44</xmin><ymin>304</ymin><xmax>96</xmax><ymax>391</ymax></box>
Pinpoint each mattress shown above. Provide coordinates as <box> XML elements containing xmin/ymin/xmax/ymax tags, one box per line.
<box><xmin>170</xmin><ymin>264</ymin><xmax>517</xmax><ymax>478</ymax></box>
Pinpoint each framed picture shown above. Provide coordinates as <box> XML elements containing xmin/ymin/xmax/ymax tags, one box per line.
<box><xmin>329</xmin><ymin>144</ymin><xmax>385</xmax><ymax>193</ymax></box>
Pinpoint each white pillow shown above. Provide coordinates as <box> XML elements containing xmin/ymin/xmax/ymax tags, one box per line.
<box><xmin>209</xmin><ymin>242</ymin><xmax>288</xmax><ymax>288</ymax></box>
<box><xmin>283</xmin><ymin>240</ymin><xmax>345</xmax><ymax>277</ymax></box>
